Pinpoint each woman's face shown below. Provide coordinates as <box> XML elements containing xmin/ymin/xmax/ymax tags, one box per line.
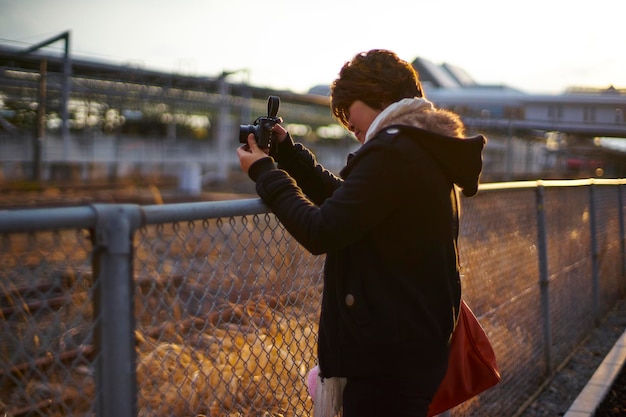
<box><xmin>347</xmin><ymin>100</ymin><xmax>382</xmax><ymax>144</ymax></box>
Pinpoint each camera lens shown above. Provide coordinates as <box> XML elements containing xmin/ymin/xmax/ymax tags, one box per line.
<box><xmin>239</xmin><ymin>125</ymin><xmax>257</xmax><ymax>143</ymax></box>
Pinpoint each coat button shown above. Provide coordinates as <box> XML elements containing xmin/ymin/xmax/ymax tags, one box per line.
<box><xmin>345</xmin><ymin>294</ymin><xmax>355</xmax><ymax>307</ymax></box>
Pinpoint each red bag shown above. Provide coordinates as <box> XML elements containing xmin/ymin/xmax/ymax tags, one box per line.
<box><xmin>428</xmin><ymin>300</ymin><xmax>501</xmax><ymax>416</ymax></box>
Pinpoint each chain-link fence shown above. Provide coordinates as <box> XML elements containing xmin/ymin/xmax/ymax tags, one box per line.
<box><xmin>1</xmin><ymin>179</ymin><xmax>625</xmax><ymax>417</ymax></box>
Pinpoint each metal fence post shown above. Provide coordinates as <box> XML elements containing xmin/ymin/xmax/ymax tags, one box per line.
<box><xmin>535</xmin><ymin>184</ymin><xmax>553</xmax><ymax>373</ymax></box>
<box><xmin>91</xmin><ymin>204</ymin><xmax>143</xmax><ymax>417</ymax></box>
<box><xmin>617</xmin><ymin>183</ymin><xmax>626</xmax><ymax>296</ymax></box>
<box><xmin>588</xmin><ymin>184</ymin><xmax>600</xmax><ymax>324</ymax></box>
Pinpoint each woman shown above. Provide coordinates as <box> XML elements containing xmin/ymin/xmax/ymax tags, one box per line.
<box><xmin>237</xmin><ymin>49</ymin><xmax>486</xmax><ymax>417</ymax></box>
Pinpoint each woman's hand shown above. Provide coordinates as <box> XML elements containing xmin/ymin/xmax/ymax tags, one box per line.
<box><xmin>237</xmin><ymin>124</ymin><xmax>288</xmax><ymax>174</ymax></box>
<box><xmin>237</xmin><ymin>134</ymin><xmax>270</xmax><ymax>174</ymax></box>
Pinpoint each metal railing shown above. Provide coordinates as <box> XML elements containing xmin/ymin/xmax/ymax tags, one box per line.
<box><xmin>1</xmin><ymin>179</ymin><xmax>624</xmax><ymax>416</ymax></box>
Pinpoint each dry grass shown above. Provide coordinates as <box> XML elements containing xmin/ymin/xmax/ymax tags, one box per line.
<box><xmin>1</xmin><ymin>208</ymin><xmax>323</xmax><ymax>417</ymax></box>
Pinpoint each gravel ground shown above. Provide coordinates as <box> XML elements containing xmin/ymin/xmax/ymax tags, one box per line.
<box><xmin>519</xmin><ymin>297</ymin><xmax>626</xmax><ymax>417</ymax></box>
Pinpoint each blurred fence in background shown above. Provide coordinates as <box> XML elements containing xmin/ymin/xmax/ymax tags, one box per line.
<box><xmin>0</xmin><ymin>134</ymin><xmax>358</xmax><ymax>192</ymax></box>
<box><xmin>1</xmin><ymin>179</ymin><xmax>625</xmax><ymax>417</ymax></box>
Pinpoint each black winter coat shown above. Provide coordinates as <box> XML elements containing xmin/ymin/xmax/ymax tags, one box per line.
<box><xmin>248</xmin><ymin>124</ymin><xmax>485</xmax><ymax>378</ymax></box>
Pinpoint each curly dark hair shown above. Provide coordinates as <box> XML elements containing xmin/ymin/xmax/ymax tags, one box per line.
<box><xmin>330</xmin><ymin>49</ymin><xmax>424</xmax><ymax>127</ymax></box>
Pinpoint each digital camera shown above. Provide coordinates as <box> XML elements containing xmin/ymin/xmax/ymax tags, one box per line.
<box><xmin>239</xmin><ymin>96</ymin><xmax>282</xmax><ymax>149</ymax></box>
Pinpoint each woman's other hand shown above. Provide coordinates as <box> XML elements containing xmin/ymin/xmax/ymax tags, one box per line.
<box><xmin>272</xmin><ymin>123</ymin><xmax>288</xmax><ymax>143</ymax></box>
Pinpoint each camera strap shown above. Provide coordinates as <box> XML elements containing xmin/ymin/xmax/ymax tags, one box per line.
<box><xmin>267</xmin><ymin>96</ymin><xmax>280</xmax><ymax>118</ymax></box>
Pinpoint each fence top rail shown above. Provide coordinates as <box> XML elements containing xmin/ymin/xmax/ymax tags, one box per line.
<box><xmin>0</xmin><ymin>205</ymin><xmax>97</xmax><ymax>233</ymax></box>
<box><xmin>141</xmin><ymin>198</ymin><xmax>269</xmax><ymax>224</ymax></box>
<box><xmin>478</xmin><ymin>178</ymin><xmax>626</xmax><ymax>191</ymax></box>
<box><xmin>0</xmin><ymin>199</ymin><xmax>270</xmax><ymax>233</ymax></box>
<box><xmin>1</xmin><ymin>179</ymin><xmax>624</xmax><ymax>233</ymax></box>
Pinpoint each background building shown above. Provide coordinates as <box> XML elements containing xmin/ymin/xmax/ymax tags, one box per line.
<box><xmin>1</xmin><ymin>44</ymin><xmax>625</xmax><ymax>191</ymax></box>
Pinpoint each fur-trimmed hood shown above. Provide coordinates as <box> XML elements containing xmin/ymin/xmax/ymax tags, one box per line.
<box><xmin>365</xmin><ymin>97</ymin><xmax>465</xmax><ymax>142</ymax></box>
<box><xmin>362</xmin><ymin>97</ymin><xmax>485</xmax><ymax>197</ymax></box>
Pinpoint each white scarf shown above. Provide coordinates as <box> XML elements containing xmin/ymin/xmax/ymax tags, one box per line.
<box><xmin>364</xmin><ymin>97</ymin><xmax>434</xmax><ymax>143</ymax></box>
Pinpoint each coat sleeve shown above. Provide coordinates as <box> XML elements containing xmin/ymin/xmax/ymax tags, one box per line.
<box><xmin>272</xmin><ymin>135</ymin><xmax>343</xmax><ymax>206</ymax></box>
<box><xmin>255</xmin><ymin>142</ymin><xmax>415</xmax><ymax>255</ymax></box>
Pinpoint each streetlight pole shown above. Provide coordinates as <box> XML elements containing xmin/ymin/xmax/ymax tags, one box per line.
<box><xmin>34</xmin><ymin>59</ymin><xmax>46</xmax><ymax>182</ymax></box>
<box><xmin>215</xmin><ymin>69</ymin><xmax>249</xmax><ymax>183</ymax></box>
<box><xmin>21</xmin><ymin>31</ymin><xmax>72</xmax><ymax>162</ymax></box>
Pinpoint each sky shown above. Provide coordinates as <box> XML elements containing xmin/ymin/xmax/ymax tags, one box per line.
<box><xmin>0</xmin><ymin>0</ymin><xmax>624</xmax><ymax>95</ymax></box>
